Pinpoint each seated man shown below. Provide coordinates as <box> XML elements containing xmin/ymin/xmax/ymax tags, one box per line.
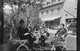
<box><xmin>17</xmin><ymin>19</ymin><xmax>36</xmax><ymax>50</ymax></box>
<box><xmin>17</xmin><ymin>20</ymin><xmax>29</xmax><ymax>39</ymax></box>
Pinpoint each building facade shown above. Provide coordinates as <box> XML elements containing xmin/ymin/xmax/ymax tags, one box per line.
<box><xmin>39</xmin><ymin>0</ymin><xmax>65</xmax><ymax>28</ymax></box>
<box><xmin>61</xmin><ymin>0</ymin><xmax>77</xmax><ymax>31</ymax></box>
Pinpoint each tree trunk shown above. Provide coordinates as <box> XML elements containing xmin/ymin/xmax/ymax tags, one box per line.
<box><xmin>0</xmin><ymin>0</ymin><xmax>4</xmax><ymax>44</ymax></box>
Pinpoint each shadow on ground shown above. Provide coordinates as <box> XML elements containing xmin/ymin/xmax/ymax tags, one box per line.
<box><xmin>0</xmin><ymin>43</ymin><xmax>19</xmax><ymax>51</ymax></box>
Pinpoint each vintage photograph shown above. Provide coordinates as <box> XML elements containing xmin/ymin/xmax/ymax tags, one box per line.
<box><xmin>0</xmin><ymin>0</ymin><xmax>77</xmax><ymax>51</ymax></box>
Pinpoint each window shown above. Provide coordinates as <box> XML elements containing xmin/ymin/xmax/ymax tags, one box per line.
<box><xmin>52</xmin><ymin>0</ymin><xmax>56</xmax><ymax>3</ymax></box>
<box><xmin>57</xmin><ymin>7</ymin><xmax>61</xmax><ymax>11</ymax></box>
<box><xmin>42</xmin><ymin>4</ymin><xmax>45</xmax><ymax>6</ymax></box>
<box><xmin>37</xmin><ymin>0</ymin><xmax>40</xmax><ymax>1</ymax></box>
<box><xmin>46</xmin><ymin>10</ymin><xmax>48</xmax><ymax>14</ymax></box>
<box><xmin>41</xmin><ymin>11</ymin><xmax>44</xmax><ymax>14</ymax></box>
<box><xmin>75</xmin><ymin>8</ymin><xmax>77</xmax><ymax>10</ymax></box>
<box><xmin>66</xmin><ymin>14</ymin><xmax>68</xmax><ymax>16</ymax></box>
<box><xmin>51</xmin><ymin>21</ymin><xmax>53</xmax><ymax>25</ymax></box>
<box><xmin>51</xmin><ymin>9</ymin><xmax>54</xmax><ymax>12</ymax></box>
<box><xmin>47</xmin><ymin>2</ymin><xmax>50</xmax><ymax>5</ymax></box>
<box><xmin>40</xmin><ymin>0</ymin><xmax>44</xmax><ymax>2</ymax></box>
<box><xmin>58</xmin><ymin>0</ymin><xmax>60</xmax><ymax>1</ymax></box>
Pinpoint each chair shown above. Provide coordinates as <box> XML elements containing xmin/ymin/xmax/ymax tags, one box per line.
<box><xmin>17</xmin><ymin>33</ymin><xmax>29</xmax><ymax>51</ymax></box>
<box><xmin>51</xmin><ymin>36</ymin><xmax>67</xmax><ymax>51</ymax></box>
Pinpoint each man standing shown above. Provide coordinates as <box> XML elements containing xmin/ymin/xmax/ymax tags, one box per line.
<box><xmin>53</xmin><ymin>24</ymin><xmax>67</xmax><ymax>51</ymax></box>
<box><xmin>55</xmin><ymin>24</ymin><xmax>67</xmax><ymax>38</ymax></box>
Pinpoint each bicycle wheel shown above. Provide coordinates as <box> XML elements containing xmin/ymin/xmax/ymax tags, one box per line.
<box><xmin>17</xmin><ymin>46</ymin><xmax>29</xmax><ymax>51</ymax></box>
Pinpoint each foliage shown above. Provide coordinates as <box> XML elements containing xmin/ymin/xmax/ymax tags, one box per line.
<box><xmin>3</xmin><ymin>0</ymin><xmax>43</xmax><ymax>41</ymax></box>
<box><xmin>28</xmin><ymin>3</ymin><xmax>42</xmax><ymax>29</ymax></box>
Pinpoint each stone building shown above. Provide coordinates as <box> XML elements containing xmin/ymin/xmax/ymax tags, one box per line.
<box><xmin>39</xmin><ymin>0</ymin><xmax>65</xmax><ymax>28</ymax></box>
<box><xmin>61</xmin><ymin>0</ymin><xmax>77</xmax><ymax>31</ymax></box>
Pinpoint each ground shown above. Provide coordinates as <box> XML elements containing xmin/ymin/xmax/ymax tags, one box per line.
<box><xmin>0</xmin><ymin>29</ymin><xmax>76</xmax><ymax>51</ymax></box>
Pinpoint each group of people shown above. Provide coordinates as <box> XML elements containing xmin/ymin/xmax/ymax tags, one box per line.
<box><xmin>17</xmin><ymin>19</ymin><xmax>67</xmax><ymax>50</ymax></box>
<box><xmin>17</xmin><ymin>19</ymin><xmax>50</xmax><ymax>50</ymax></box>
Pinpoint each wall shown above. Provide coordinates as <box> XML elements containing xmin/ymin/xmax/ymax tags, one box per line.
<box><xmin>60</xmin><ymin>0</ymin><xmax>77</xmax><ymax>28</ymax></box>
<box><xmin>39</xmin><ymin>3</ymin><xmax>64</xmax><ymax>19</ymax></box>
<box><xmin>42</xmin><ymin>0</ymin><xmax>65</xmax><ymax>7</ymax></box>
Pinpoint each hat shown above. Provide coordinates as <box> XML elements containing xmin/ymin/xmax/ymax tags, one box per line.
<box><xmin>19</xmin><ymin>19</ymin><xmax>24</xmax><ymax>23</ymax></box>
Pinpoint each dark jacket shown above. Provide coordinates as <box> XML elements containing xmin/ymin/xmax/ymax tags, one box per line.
<box><xmin>17</xmin><ymin>26</ymin><xmax>29</xmax><ymax>39</ymax></box>
<box><xmin>17</xmin><ymin>26</ymin><xmax>36</xmax><ymax>41</ymax></box>
<box><xmin>55</xmin><ymin>28</ymin><xmax>67</xmax><ymax>37</ymax></box>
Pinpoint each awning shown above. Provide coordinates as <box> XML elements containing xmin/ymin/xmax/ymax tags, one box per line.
<box><xmin>41</xmin><ymin>16</ymin><xmax>61</xmax><ymax>21</ymax></box>
<box><xmin>66</xmin><ymin>17</ymin><xmax>76</xmax><ymax>19</ymax></box>
<box><xmin>66</xmin><ymin>15</ymin><xmax>76</xmax><ymax>19</ymax></box>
